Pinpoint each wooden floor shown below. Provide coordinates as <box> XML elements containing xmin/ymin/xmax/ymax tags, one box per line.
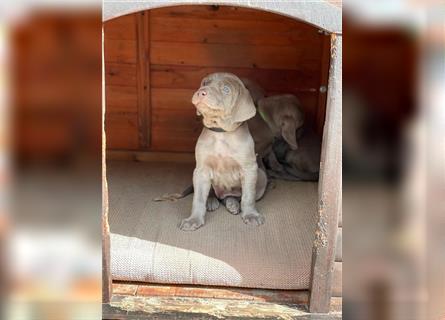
<box><xmin>103</xmin><ymin>282</ymin><xmax>342</xmax><ymax>319</ymax></box>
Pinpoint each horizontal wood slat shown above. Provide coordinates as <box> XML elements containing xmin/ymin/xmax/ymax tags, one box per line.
<box><xmin>107</xmin><ymin>150</ymin><xmax>195</xmax><ymax>163</ymax></box>
<box><xmin>104</xmin><ymin>5</ymin><xmax>328</xmax><ymax>153</ymax></box>
<box><xmin>105</xmin><ymin>63</ymin><xmax>137</xmax><ymax>87</ymax></box>
<box><xmin>150</xmin><ymin>88</ymin><xmax>318</xmax><ymax>149</ymax></box>
<box><xmin>105</xmin><ymin>85</ymin><xmax>138</xmax><ymax>113</ymax></box>
<box><xmin>104</xmin><ymin>14</ymin><xmax>136</xmax><ymax>40</ymax></box>
<box><xmin>105</xmin><ymin>112</ymin><xmax>139</xmax><ymax>150</ymax></box>
<box><xmin>151</xmin><ymin>88</ymin><xmax>202</xmax><ymax>152</ymax></box>
<box><xmin>150</xmin><ymin>65</ymin><xmax>319</xmax><ymax>92</ymax></box>
<box><xmin>150</xmin><ymin>42</ymin><xmax>320</xmax><ymax>70</ymax></box>
<box><xmin>104</xmin><ymin>13</ymin><xmax>140</xmax><ymax>151</ymax></box>
<box><xmin>16</xmin><ymin>116</ymin><xmax>73</xmax><ymax>156</ymax></box>
<box><xmin>149</xmin><ymin>77</ymin><xmax>319</xmax><ymax>134</ymax></box>
<box><xmin>113</xmin><ymin>283</ymin><xmax>138</xmax><ymax>296</ymax></box>
<box><xmin>135</xmin><ymin>283</ymin><xmax>309</xmax><ymax>305</ymax></box>
<box><xmin>150</xmin><ymin>16</ymin><xmax>319</xmax><ymax>46</ymax></box>
<box><xmin>104</xmin><ymin>39</ymin><xmax>137</xmax><ymax>63</ymax></box>
<box><xmin>150</xmin><ymin>5</ymin><xmax>287</xmax><ymax>21</ymax></box>
<box><xmin>108</xmin><ymin>281</ymin><xmax>342</xmax><ymax>314</ymax></box>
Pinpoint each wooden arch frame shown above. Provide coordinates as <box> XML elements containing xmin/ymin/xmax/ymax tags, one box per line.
<box><xmin>102</xmin><ymin>1</ymin><xmax>342</xmax><ymax>314</ymax></box>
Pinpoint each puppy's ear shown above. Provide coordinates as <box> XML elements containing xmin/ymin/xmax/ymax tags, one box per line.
<box><xmin>200</xmin><ymin>74</ymin><xmax>214</xmax><ymax>87</ymax></box>
<box><xmin>258</xmin><ymin>94</ymin><xmax>304</xmax><ymax>150</ymax></box>
<box><xmin>281</xmin><ymin>98</ymin><xmax>304</xmax><ymax>150</ymax></box>
<box><xmin>257</xmin><ymin>98</ymin><xmax>275</xmax><ymax>126</ymax></box>
<box><xmin>232</xmin><ymin>84</ymin><xmax>256</xmax><ymax>123</ymax></box>
<box><xmin>281</xmin><ymin>116</ymin><xmax>298</xmax><ymax>150</ymax></box>
<box><xmin>241</xmin><ymin>78</ymin><xmax>265</xmax><ymax>104</ymax></box>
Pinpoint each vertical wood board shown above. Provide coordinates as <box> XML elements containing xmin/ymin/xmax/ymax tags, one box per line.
<box><xmin>309</xmin><ymin>34</ymin><xmax>342</xmax><ymax>313</ymax></box>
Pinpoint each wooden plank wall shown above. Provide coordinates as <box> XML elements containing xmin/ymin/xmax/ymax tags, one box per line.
<box><xmin>104</xmin><ymin>5</ymin><xmax>330</xmax><ymax>152</ymax></box>
<box><xmin>104</xmin><ymin>14</ymin><xmax>139</xmax><ymax>149</ymax></box>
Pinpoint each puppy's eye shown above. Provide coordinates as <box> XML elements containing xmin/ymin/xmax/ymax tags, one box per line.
<box><xmin>202</xmin><ymin>79</ymin><xmax>211</xmax><ymax>86</ymax></box>
<box><xmin>222</xmin><ymin>85</ymin><xmax>231</xmax><ymax>95</ymax></box>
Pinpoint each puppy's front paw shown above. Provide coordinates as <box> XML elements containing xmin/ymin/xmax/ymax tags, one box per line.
<box><xmin>242</xmin><ymin>212</ymin><xmax>265</xmax><ymax>226</ymax></box>
<box><xmin>179</xmin><ymin>217</ymin><xmax>204</xmax><ymax>231</ymax></box>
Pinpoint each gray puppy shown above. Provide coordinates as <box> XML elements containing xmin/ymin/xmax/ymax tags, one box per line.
<box><xmin>239</xmin><ymin>85</ymin><xmax>320</xmax><ymax>181</ymax></box>
<box><xmin>267</xmin><ymin>129</ymin><xmax>321</xmax><ymax>181</ymax></box>
<box><xmin>257</xmin><ymin>94</ymin><xmax>304</xmax><ymax>150</ymax></box>
<box><xmin>179</xmin><ymin>73</ymin><xmax>267</xmax><ymax>231</ymax></box>
<box><xmin>257</xmin><ymin>94</ymin><xmax>320</xmax><ymax>181</ymax></box>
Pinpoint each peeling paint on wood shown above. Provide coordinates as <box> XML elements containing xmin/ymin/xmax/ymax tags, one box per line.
<box><xmin>309</xmin><ymin>34</ymin><xmax>342</xmax><ymax>313</ymax></box>
<box><xmin>314</xmin><ymin>200</ymin><xmax>329</xmax><ymax>248</ymax></box>
<box><xmin>330</xmin><ymin>297</ymin><xmax>342</xmax><ymax>313</ymax></box>
<box><xmin>105</xmin><ymin>284</ymin><xmax>341</xmax><ymax>319</ymax></box>
<box><xmin>132</xmin><ymin>283</ymin><xmax>309</xmax><ymax>304</ymax></box>
<box><xmin>113</xmin><ymin>283</ymin><xmax>138</xmax><ymax>296</ymax></box>
<box><xmin>108</xmin><ymin>294</ymin><xmax>342</xmax><ymax>320</ymax></box>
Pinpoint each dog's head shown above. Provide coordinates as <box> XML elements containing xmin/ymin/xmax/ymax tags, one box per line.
<box><xmin>192</xmin><ymin>73</ymin><xmax>256</xmax><ymax>131</ymax></box>
<box><xmin>258</xmin><ymin>95</ymin><xmax>304</xmax><ymax>150</ymax></box>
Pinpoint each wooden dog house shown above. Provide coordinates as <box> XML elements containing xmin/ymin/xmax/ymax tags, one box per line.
<box><xmin>102</xmin><ymin>2</ymin><xmax>341</xmax><ymax>315</ymax></box>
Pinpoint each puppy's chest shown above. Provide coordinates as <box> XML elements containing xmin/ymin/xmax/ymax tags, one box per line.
<box><xmin>201</xmin><ymin>137</ymin><xmax>243</xmax><ymax>187</ymax></box>
<box><xmin>204</xmin><ymin>154</ymin><xmax>242</xmax><ymax>193</ymax></box>
<box><xmin>203</xmin><ymin>139</ymin><xmax>241</xmax><ymax>172</ymax></box>
<box><xmin>204</xmin><ymin>154</ymin><xmax>241</xmax><ymax>174</ymax></box>
<box><xmin>206</xmin><ymin>135</ymin><xmax>236</xmax><ymax>154</ymax></box>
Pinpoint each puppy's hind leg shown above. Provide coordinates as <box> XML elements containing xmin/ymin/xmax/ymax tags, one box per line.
<box><xmin>206</xmin><ymin>197</ymin><xmax>220</xmax><ymax>211</ymax></box>
<box><xmin>206</xmin><ymin>189</ymin><xmax>220</xmax><ymax>212</ymax></box>
<box><xmin>222</xmin><ymin>197</ymin><xmax>240</xmax><ymax>215</ymax></box>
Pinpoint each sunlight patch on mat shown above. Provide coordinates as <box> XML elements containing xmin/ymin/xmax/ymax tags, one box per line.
<box><xmin>111</xmin><ymin>234</ymin><xmax>243</xmax><ymax>286</ymax></box>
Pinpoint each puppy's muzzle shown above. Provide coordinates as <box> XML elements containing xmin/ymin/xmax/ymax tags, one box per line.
<box><xmin>192</xmin><ymin>88</ymin><xmax>208</xmax><ymax>104</ymax></box>
<box><xmin>197</xmin><ymin>88</ymin><xmax>207</xmax><ymax>97</ymax></box>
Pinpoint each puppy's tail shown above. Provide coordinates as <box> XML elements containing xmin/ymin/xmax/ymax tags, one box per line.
<box><xmin>153</xmin><ymin>185</ymin><xmax>194</xmax><ymax>202</ymax></box>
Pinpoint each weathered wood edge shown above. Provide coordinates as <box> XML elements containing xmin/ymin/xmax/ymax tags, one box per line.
<box><xmin>335</xmin><ymin>227</ymin><xmax>342</xmax><ymax>262</ymax></box>
<box><xmin>102</xmin><ymin>294</ymin><xmax>342</xmax><ymax>319</ymax></box>
<box><xmin>309</xmin><ymin>34</ymin><xmax>342</xmax><ymax>313</ymax></box>
<box><xmin>102</xmin><ymin>26</ymin><xmax>112</xmax><ymax>304</ymax></box>
<box><xmin>315</xmin><ymin>33</ymin><xmax>331</xmax><ymax>135</ymax></box>
<box><xmin>134</xmin><ymin>283</ymin><xmax>309</xmax><ymax>304</ymax></box>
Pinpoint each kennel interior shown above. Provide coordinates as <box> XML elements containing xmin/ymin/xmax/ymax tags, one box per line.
<box><xmin>104</xmin><ymin>4</ymin><xmax>339</xmax><ymax>300</ymax></box>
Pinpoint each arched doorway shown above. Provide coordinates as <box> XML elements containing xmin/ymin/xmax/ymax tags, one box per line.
<box><xmin>102</xmin><ymin>2</ymin><xmax>342</xmax><ymax>314</ymax></box>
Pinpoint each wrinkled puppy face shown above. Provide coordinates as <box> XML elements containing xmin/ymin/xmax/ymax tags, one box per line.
<box><xmin>192</xmin><ymin>73</ymin><xmax>256</xmax><ymax>131</ymax></box>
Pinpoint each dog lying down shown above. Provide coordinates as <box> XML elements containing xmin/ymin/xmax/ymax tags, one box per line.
<box><xmin>265</xmin><ymin>128</ymin><xmax>321</xmax><ymax>181</ymax></box>
<box><xmin>159</xmin><ymin>72</ymin><xmax>267</xmax><ymax>231</ymax></box>
<box><xmin>240</xmin><ymin>80</ymin><xmax>320</xmax><ymax>181</ymax></box>
<box><xmin>252</xmin><ymin>94</ymin><xmax>321</xmax><ymax>181</ymax></box>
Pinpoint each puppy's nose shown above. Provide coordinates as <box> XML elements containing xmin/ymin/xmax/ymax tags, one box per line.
<box><xmin>197</xmin><ymin>89</ymin><xmax>207</xmax><ymax>97</ymax></box>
